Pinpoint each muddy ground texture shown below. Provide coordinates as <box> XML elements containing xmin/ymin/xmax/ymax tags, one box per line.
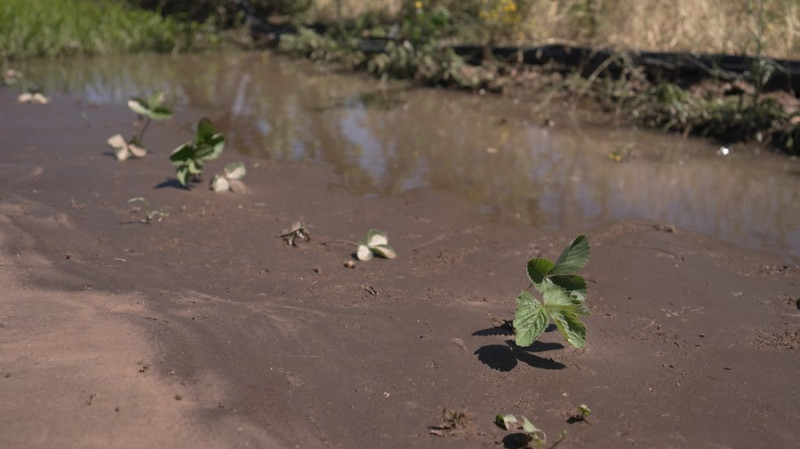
<box><xmin>1</xmin><ymin>90</ymin><xmax>799</xmax><ymax>449</ymax></box>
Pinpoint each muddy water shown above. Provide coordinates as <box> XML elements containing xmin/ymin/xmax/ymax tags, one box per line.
<box><xmin>15</xmin><ymin>52</ymin><xmax>800</xmax><ymax>259</ymax></box>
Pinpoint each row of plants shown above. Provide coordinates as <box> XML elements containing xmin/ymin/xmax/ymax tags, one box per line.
<box><xmin>102</xmin><ymin>86</ymin><xmax>595</xmax><ymax>361</ymax></box>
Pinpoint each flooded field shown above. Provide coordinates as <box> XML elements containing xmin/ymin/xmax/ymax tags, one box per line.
<box><xmin>16</xmin><ymin>51</ymin><xmax>800</xmax><ymax>259</ymax></box>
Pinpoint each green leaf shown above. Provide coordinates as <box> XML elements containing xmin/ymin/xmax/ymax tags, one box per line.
<box><xmin>127</xmin><ymin>98</ymin><xmax>149</xmax><ymax>116</ymax></box>
<box><xmin>495</xmin><ymin>414</ymin><xmax>518</xmax><ymax>431</ymax></box>
<box><xmin>513</xmin><ymin>291</ymin><xmax>548</xmax><ymax>347</ymax></box>
<box><xmin>176</xmin><ymin>166</ymin><xmax>191</xmax><ymax>187</ymax></box>
<box><xmin>169</xmin><ymin>143</ymin><xmax>195</xmax><ymax>164</ymax></box>
<box><xmin>146</xmin><ymin>91</ymin><xmax>165</xmax><ymax>108</ymax></box>
<box><xmin>550</xmin><ymin>275</ymin><xmax>587</xmax><ymax>301</ymax></box>
<box><xmin>196</xmin><ymin>117</ymin><xmax>215</xmax><ymax>142</ymax></box>
<box><xmin>546</xmin><ymin>306</ymin><xmax>587</xmax><ymax>349</ymax></box>
<box><xmin>148</xmin><ymin>105</ymin><xmax>172</xmax><ymax>121</ymax></box>
<box><xmin>527</xmin><ymin>257</ymin><xmax>555</xmax><ymax>286</ymax></box>
<box><xmin>550</xmin><ymin>234</ymin><xmax>590</xmax><ymax>275</ymax></box>
<box><xmin>195</xmin><ymin>134</ymin><xmax>225</xmax><ymax>162</ymax></box>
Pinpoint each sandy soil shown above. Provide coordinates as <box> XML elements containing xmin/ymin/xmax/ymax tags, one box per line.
<box><xmin>1</xmin><ymin>90</ymin><xmax>799</xmax><ymax>449</ymax></box>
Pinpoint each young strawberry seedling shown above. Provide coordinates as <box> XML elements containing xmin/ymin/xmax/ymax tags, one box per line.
<box><xmin>514</xmin><ymin>235</ymin><xmax>590</xmax><ymax>348</ymax></box>
<box><xmin>169</xmin><ymin>117</ymin><xmax>225</xmax><ymax>188</ymax></box>
<box><xmin>108</xmin><ymin>91</ymin><xmax>172</xmax><ymax>161</ymax></box>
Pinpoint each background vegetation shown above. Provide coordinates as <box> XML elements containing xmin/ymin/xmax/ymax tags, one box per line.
<box><xmin>0</xmin><ymin>0</ymin><xmax>213</xmax><ymax>60</ymax></box>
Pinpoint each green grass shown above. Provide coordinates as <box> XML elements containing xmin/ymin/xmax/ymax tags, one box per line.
<box><xmin>0</xmin><ymin>0</ymin><xmax>204</xmax><ymax>60</ymax></box>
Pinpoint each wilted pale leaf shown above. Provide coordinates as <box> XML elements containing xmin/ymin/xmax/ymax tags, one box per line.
<box><xmin>371</xmin><ymin>244</ymin><xmax>397</xmax><ymax>260</ymax></box>
<box><xmin>495</xmin><ymin>414</ymin><xmax>518</xmax><ymax>431</ymax></box>
<box><xmin>32</xmin><ymin>93</ymin><xmax>49</xmax><ymax>104</ymax></box>
<box><xmin>128</xmin><ymin>142</ymin><xmax>147</xmax><ymax>158</ymax></box>
<box><xmin>357</xmin><ymin>244</ymin><xmax>373</xmax><ymax>261</ymax></box>
<box><xmin>224</xmin><ymin>162</ymin><xmax>246</xmax><ymax>180</ymax></box>
<box><xmin>366</xmin><ymin>229</ymin><xmax>388</xmax><ymax>247</ymax></box>
<box><xmin>210</xmin><ymin>175</ymin><xmax>230</xmax><ymax>192</ymax></box>
<box><xmin>115</xmin><ymin>147</ymin><xmax>130</xmax><ymax>161</ymax></box>
<box><xmin>107</xmin><ymin>134</ymin><xmax>126</xmax><ymax>149</ymax></box>
<box><xmin>227</xmin><ymin>179</ymin><xmax>247</xmax><ymax>193</ymax></box>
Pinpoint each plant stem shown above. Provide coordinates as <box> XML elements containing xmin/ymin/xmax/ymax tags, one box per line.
<box><xmin>135</xmin><ymin>116</ymin><xmax>151</xmax><ymax>144</ymax></box>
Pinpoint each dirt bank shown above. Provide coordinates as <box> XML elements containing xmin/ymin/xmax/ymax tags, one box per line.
<box><xmin>1</xmin><ymin>90</ymin><xmax>798</xmax><ymax>448</ymax></box>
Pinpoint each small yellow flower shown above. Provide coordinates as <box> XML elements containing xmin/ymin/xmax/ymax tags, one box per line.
<box><xmin>415</xmin><ymin>1</ymin><xmax>422</xmax><ymax>10</ymax></box>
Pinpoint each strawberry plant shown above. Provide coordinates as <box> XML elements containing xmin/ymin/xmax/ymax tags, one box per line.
<box><xmin>169</xmin><ymin>117</ymin><xmax>225</xmax><ymax>188</ymax></box>
<box><xmin>107</xmin><ymin>91</ymin><xmax>172</xmax><ymax>161</ymax></box>
<box><xmin>514</xmin><ymin>235</ymin><xmax>590</xmax><ymax>348</ymax></box>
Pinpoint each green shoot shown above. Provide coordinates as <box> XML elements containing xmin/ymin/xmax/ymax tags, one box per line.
<box><xmin>169</xmin><ymin>118</ymin><xmax>225</xmax><ymax>188</ymax></box>
<box><xmin>568</xmin><ymin>404</ymin><xmax>592</xmax><ymax>424</ymax></box>
<box><xmin>107</xmin><ymin>91</ymin><xmax>171</xmax><ymax>161</ymax></box>
<box><xmin>128</xmin><ymin>197</ymin><xmax>167</xmax><ymax>223</ymax></box>
<box><xmin>128</xmin><ymin>91</ymin><xmax>172</xmax><ymax>145</ymax></box>
<box><xmin>514</xmin><ymin>235</ymin><xmax>590</xmax><ymax>348</ymax></box>
<box><xmin>356</xmin><ymin>229</ymin><xmax>397</xmax><ymax>261</ymax></box>
<box><xmin>210</xmin><ymin>161</ymin><xmax>247</xmax><ymax>193</ymax></box>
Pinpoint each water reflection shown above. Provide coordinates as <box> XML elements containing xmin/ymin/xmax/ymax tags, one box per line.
<box><xmin>16</xmin><ymin>52</ymin><xmax>800</xmax><ymax>259</ymax></box>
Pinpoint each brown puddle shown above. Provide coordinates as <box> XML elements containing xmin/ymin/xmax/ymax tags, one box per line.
<box><xmin>16</xmin><ymin>51</ymin><xmax>800</xmax><ymax>259</ymax></box>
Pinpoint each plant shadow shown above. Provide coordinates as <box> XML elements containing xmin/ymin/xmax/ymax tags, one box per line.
<box><xmin>474</xmin><ymin>340</ymin><xmax>565</xmax><ymax>372</ymax></box>
<box><xmin>502</xmin><ymin>433</ymin><xmax>533</xmax><ymax>449</ymax></box>
<box><xmin>155</xmin><ymin>179</ymin><xmax>188</xmax><ymax>190</ymax></box>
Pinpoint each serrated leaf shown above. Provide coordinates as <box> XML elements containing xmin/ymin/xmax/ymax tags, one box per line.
<box><xmin>224</xmin><ymin>162</ymin><xmax>246</xmax><ymax>180</ymax></box>
<box><xmin>211</xmin><ymin>175</ymin><xmax>229</xmax><ymax>192</ymax></box>
<box><xmin>513</xmin><ymin>291</ymin><xmax>548</xmax><ymax>347</ymax></box>
<box><xmin>357</xmin><ymin>244</ymin><xmax>373</xmax><ymax>261</ymax></box>
<box><xmin>371</xmin><ymin>244</ymin><xmax>397</xmax><ymax>260</ymax></box>
<box><xmin>550</xmin><ymin>234</ymin><xmax>590</xmax><ymax>275</ymax></box>
<box><xmin>527</xmin><ymin>258</ymin><xmax>555</xmax><ymax>286</ymax></box>
<box><xmin>545</xmin><ymin>306</ymin><xmax>587</xmax><ymax>348</ymax></box>
<box><xmin>366</xmin><ymin>229</ymin><xmax>388</xmax><ymax>247</ymax></box>
<box><xmin>550</xmin><ymin>274</ymin><xmax>587</xmax><ymax>301</ymax></box>
<box><xmin>495</xmin><ymin>414</ymin><xmax>518</xmax><ymax>430</ymax></box>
